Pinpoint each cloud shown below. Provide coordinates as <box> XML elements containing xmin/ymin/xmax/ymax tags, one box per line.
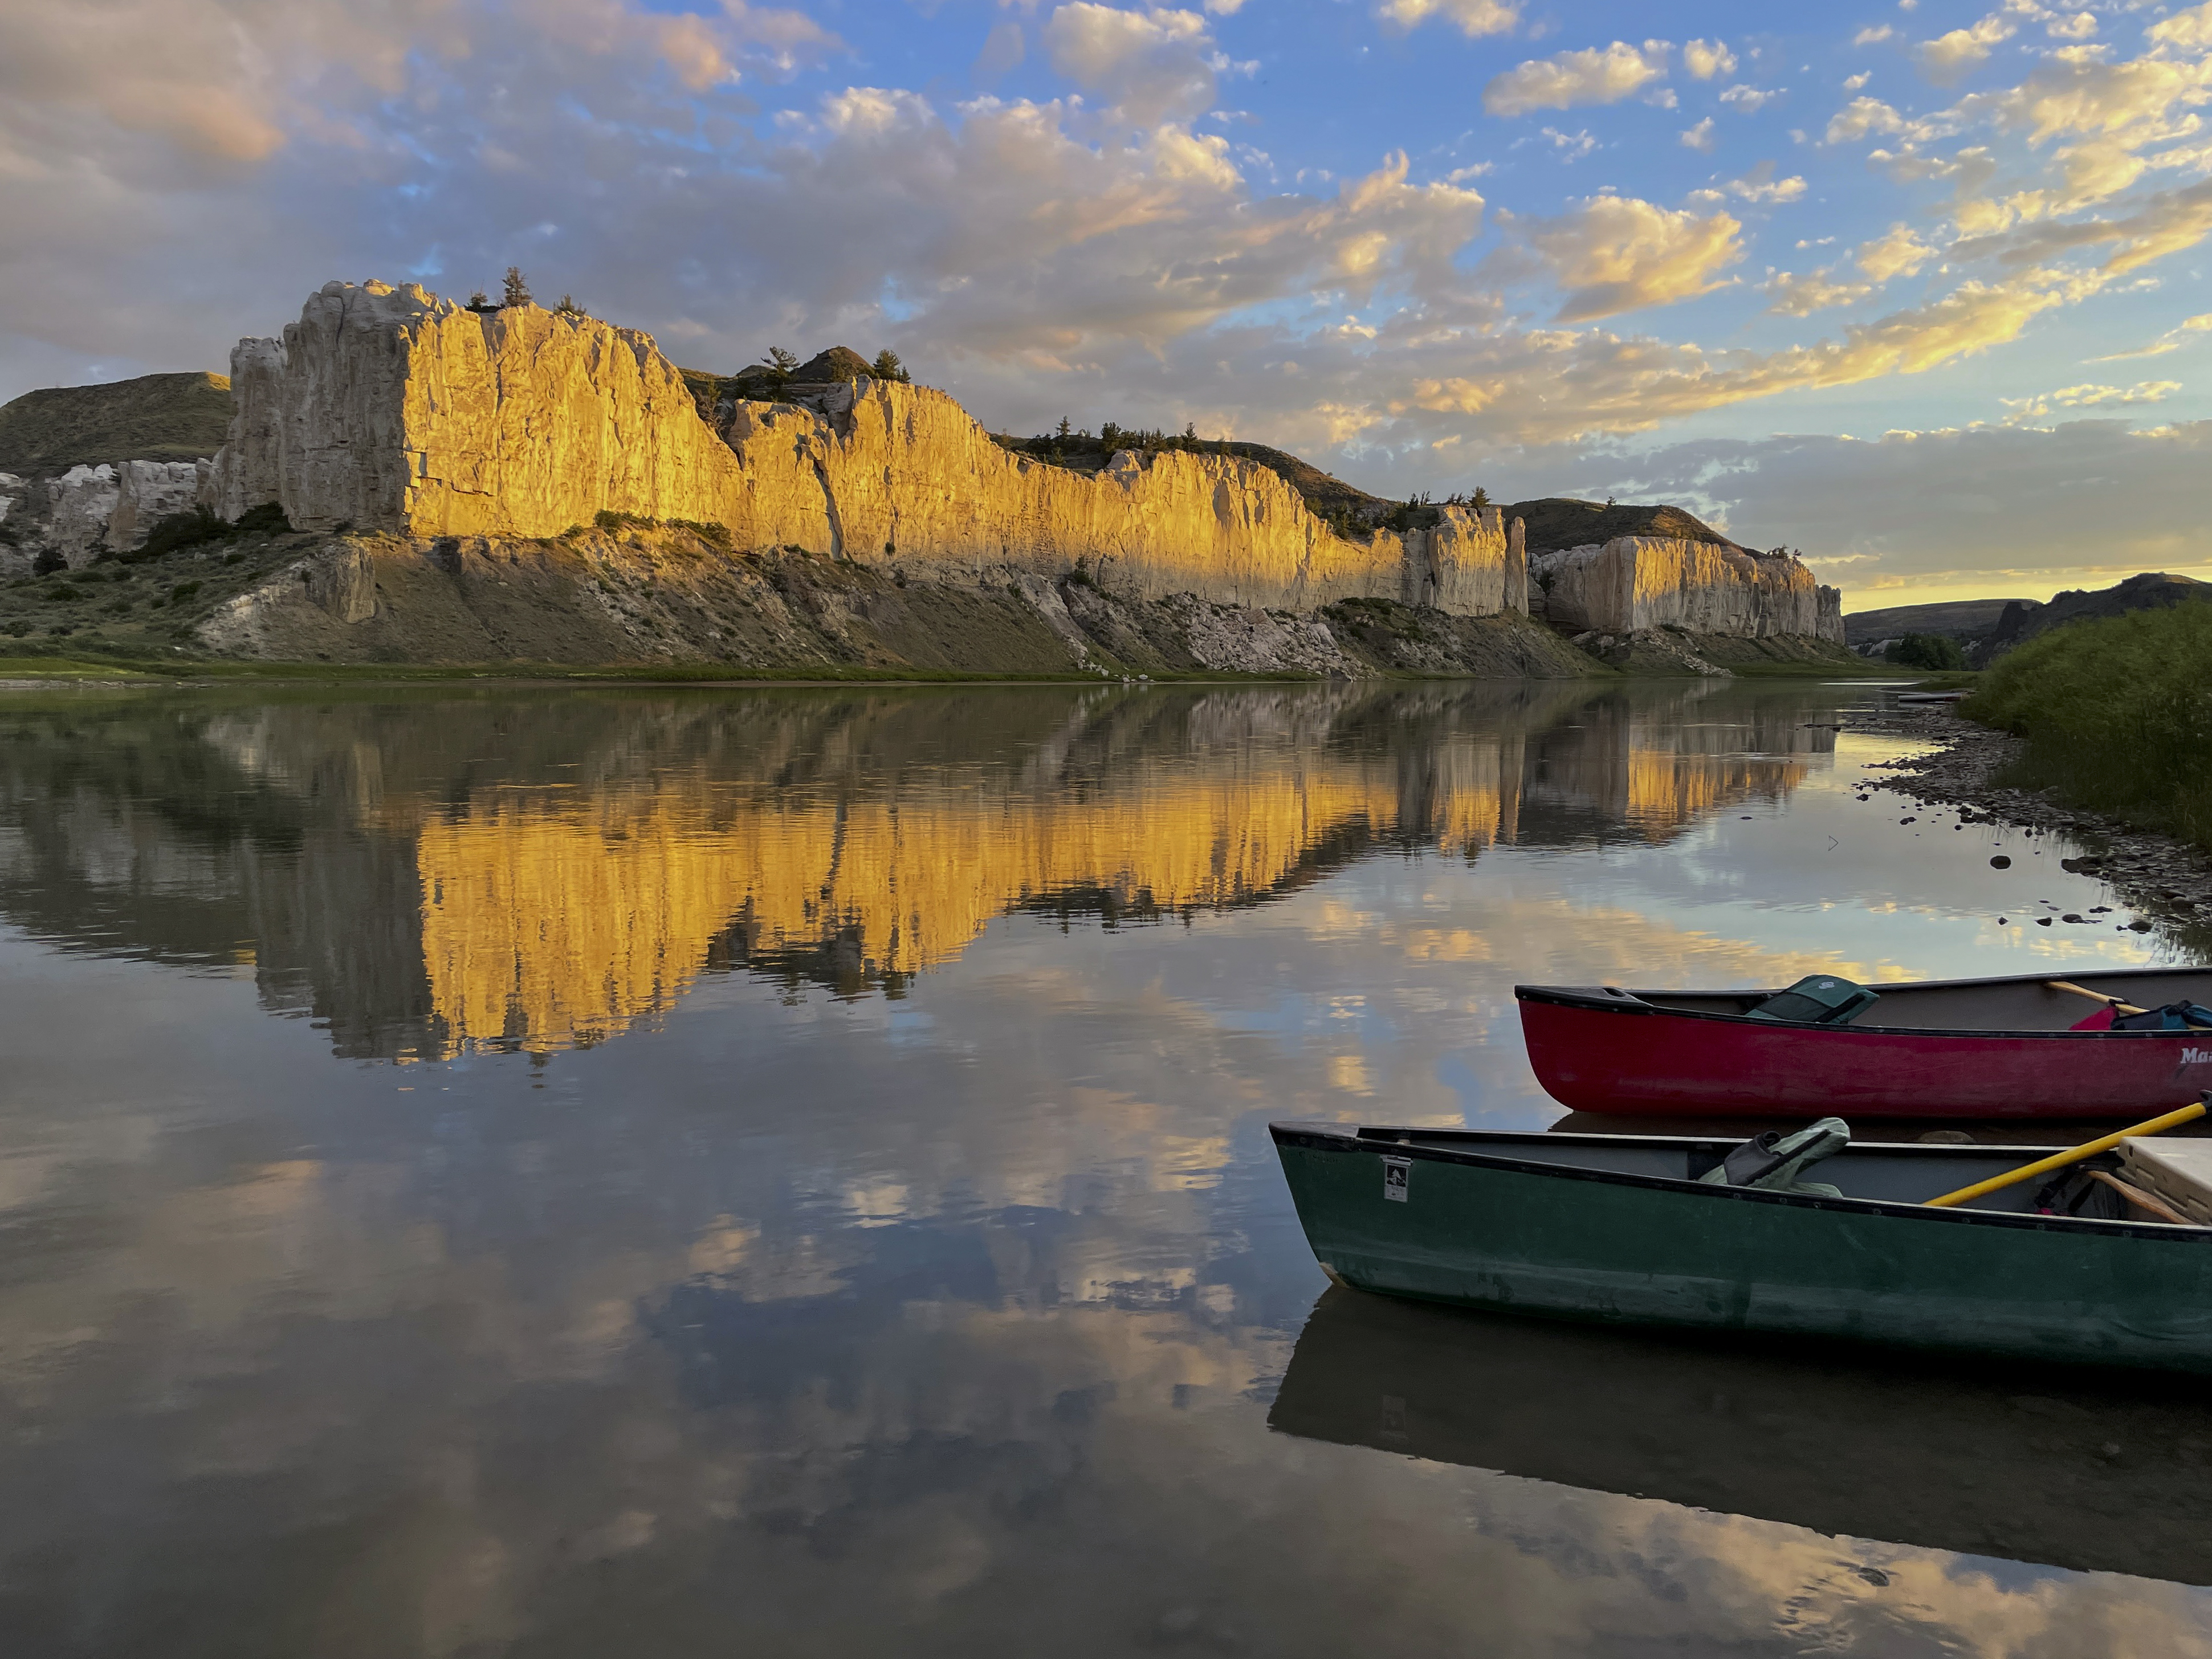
<box><xmin>2001</xmin><ymin>378</ymin><xmax>2181</xmax><ymax>421</ymax></box>
<box><xmin>2088</xmin><ymin>310</ymin><xmax>2212</xmax><ymax>360</ymax></box>
<box><xmin>1954</xmin><ymin>177</ymin><xmax>2212</xmax><ymax>275</ymax></box>
<box><xmin>1683</xmin><ymin>39</ymin><xmax>1736</xmax><ymax>81</ymax></box>
<box><xmin>2148</xmin><ymin>2</ymin><xmax>2212</xmax><ymax>52</ymax></box>
<box><xmin>1510</xmin><ymin>195</ymin><xmax>1743</xmax><ymax>321</ymax></box>
<box><xmin>1727</xmin><ymin>165</ymin><xmax>1808</xmax><ymax>203</ymax></box>
<box><xmin>1766</xmin><ymin>270</ymin><xmax>1875</xmax><ymax>315</ymax></box>
<box><xmin>1042</xmin><ymin>3</ymin><xmax>1219</xmax><ymax>124</ymax></box>
<box><xmin>1483</xmin><ymin>41</ymin><xmax>1670</xmax><ymax>118</ymax></box>
<box><xmin>1856</xmin><ymin>222</ymin><xmax>1936</xmax><ymax>280</ymax></box>
<box><xmin>1583</xmin><ymin>421</ymin><xmax>2212</xmax><ymax>595</ymax></box>
<box><xmin>1680</xmin><ymin>117</ymin><xmax>1716</xmax><ymax>151</ymax></box>
<box><xmin>1718</xmin><ymin>84</ymin><xmax>1783</xmax><ymax>113</ymax></box>
<box><xmin>1824</xmin><ymin>96</ymin><xmax>1952</xmax><ymax>144</ymax></box>
<box><xmin>1376</xmin><ymin>0</ymin><xmax>1518</xmax><ymax>37</ymax></box>
<box><xmin>1917</xmin><ymin>14</ymin><xmax>2017</xmax><ymax>85</ymax></box>
<box><xmin>1854</xmin><ymin>26</ymin><xmax>1897</xmax><ymax>47</ymax></box>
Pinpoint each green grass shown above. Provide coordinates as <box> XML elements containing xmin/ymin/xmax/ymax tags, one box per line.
<box><xmin>1966</xmin><ymin>600</ymin><xmax>2212</xmax><ymax>849</ymax></box>
<box><xmin>0</xmin><ymin>372</ymin><xmax>232</xmax><ymax>471</ymax></box>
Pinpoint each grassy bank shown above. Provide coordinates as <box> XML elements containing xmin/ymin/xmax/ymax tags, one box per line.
<box><xmin>0</xmin><ymin>653</ymin><xmax>1322</xmax><ymax>686</ymax></box>
<box><xmin>1966</xmin><ymin>601</ymin><xmax>2212</xmax><ymax>849</ymax></box>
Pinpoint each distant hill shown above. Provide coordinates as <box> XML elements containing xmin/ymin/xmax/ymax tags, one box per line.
<box><xmin>1502</xmin><ymin>497</ymin><xmax>1738</xmax><ymax>557</ymax></box>
<box><xmin>1983</xmin><ymin>573</ymin><xmax>2212</xmax><ymax>660</ymax></box>
<box><xmin>0</xmin><ymin>371</ymin><xmax>233</xmax><ymax>474</ymax></box>
<box><xmin>1844</xmin><ymin>598</ymin><xmax>2028</xmax><ymax>649</ymax></box>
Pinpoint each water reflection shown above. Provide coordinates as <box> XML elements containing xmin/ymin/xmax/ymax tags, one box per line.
<box><xmin>0</xmin><ymin>680</ymin><xmax>1827</xmax><ymax>1057</ymax></box>
<box><xmin>1</xmin><ymin>680</ymin><xmax>2202</xmax><ymax>1657</ymax></box>
<box><xmin>1273</xmin><ymin>1286</ymin><xmax>2212</xmax><ymax>1585</ymax></box>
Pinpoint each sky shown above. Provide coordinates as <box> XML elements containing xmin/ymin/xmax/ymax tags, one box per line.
<box><xmin>3</xmin><ymin>0</ymin><xmax>2210</xmax><ymax>609</ymax></box>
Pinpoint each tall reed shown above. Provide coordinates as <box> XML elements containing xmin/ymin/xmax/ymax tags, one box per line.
<box><xmin>1967</xmin><ymin>601</ymin><xmax>2212</xmax><ymax>850</ymax></box>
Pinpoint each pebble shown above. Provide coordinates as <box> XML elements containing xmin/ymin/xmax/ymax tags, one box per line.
<box><xmin>1847</xmin><ymin>706</ymin><xmax>2212</xmax><ymax>939</ymax></box>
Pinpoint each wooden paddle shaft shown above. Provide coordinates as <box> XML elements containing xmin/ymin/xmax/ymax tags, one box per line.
<box><xmin>2046</xmin><ymin>979</ymin><xmax>2148</xmax><ymax>1016</ymax></box>
<box><xmin>1922</xmin><ymin>1101</ymin><xmax>2207</xmax><ymax>1209</ymax></box>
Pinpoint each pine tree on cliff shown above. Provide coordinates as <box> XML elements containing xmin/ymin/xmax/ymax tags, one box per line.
<box><xmin>759</xmin><ymin>347</ymin><xmax>801</xmax><ymax>397</ymax></box>
<box><xmin>870</xmin><ymin>349</ymin><xmax>911</xmax><ymax>384</ymax></box>
<box><xmin>502</xmin><ymin>268</ymin><xmax>533</xmax><ymax>308</ymax></box>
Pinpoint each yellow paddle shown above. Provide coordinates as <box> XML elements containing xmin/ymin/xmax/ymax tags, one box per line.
<box><xmin>1923</xmin><ymin>1100</ymin><xmax>2206</xmax><ymax>1209</ymax></box>
<box><xmin>2046</xmin><ymin>979</ymin><xmax>2148</xmax><ymax>1017</ymax></box>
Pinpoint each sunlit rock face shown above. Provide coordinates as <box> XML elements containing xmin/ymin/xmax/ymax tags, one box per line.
<box><xmin>206</xmin><ymin>281</ymin><xmax>744</xmax><ymax>536</ymax></box>
<box><xmin>1531</xmin><ymin>537</ymin><xmax>1844</xmax><ymax>642</ymax></box>
<box><xmin>204</xmin><ymin>282</ymin><xmax>1529</xmax><ymax>618</ymax></box>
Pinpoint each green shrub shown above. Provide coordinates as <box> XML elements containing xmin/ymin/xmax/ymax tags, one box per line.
<box><xmin>135</xmin><ymin>506</ymin><xmax>230</xmax><ymax>561</ymax></box>
<box><xmin>1967</xmin><ymin>600</ymin><xmax>2212</xmax><ymax>849</ymax></box>
<box><xmin>233</xmin><ymin>502</ymin><xmax>291</xmax><ymax>536</ymax></box>
<box><xmin>1887</xmin><ymin>632</ymin><xmax>1966</xmax><ymax>670</ymax></box>
<box><xmin>595</xmin><ymin>509</ymin><xmax>659</xmax><ymax>532</ymax></box>
<box><xmin>667</xmin><ymin>517</ymin><xmax>732</xmax><ymax>549</ymax></box>
<box><xmin>168</xmin><ymin>580</ymin><xmax>202</xmax><ymax>606</ymax></box>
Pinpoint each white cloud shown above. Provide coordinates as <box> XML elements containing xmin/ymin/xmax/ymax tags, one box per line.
<box><xmin>2001</xmin><ymin>378</ymin><xmax>2181</xmax><ymax>421</ymax></box>
<box><xmin>1766</xmin><ymin>269</ymin><xmax>1875</xmax><ymax>314</ymax></box>
<box><xmin>1854</xmin><ymin>26</ymin><xmax>1896</xmax><ymax>46</ymax></box>
<box><xmin>1684</xmin><ymin>39</ymin><xmax>1736</xmax><ymax>80</ymax></box>
<box><xmin>1042</xmin><ymin>4</ymin><xmax>1218</xmax><ymax>124</ymax></box>
<box><xmin>1718</xmin><ymin>84</ymin><xmax>1783</xmax><ymax>113</ymax></box>
<box><xmin>2147</xmin><ymin>2</ymin><xmax>2212</xmax><ymax>52</ymax></box>
<box><xmin>1856</xmin><ymin>222</ymin><xmax>1936</xmax><ymax>280</ymax></box>
<box><xmin>1728</xmin><ymin>165</ymin><xmax>1808</xmax><ymax>203</ymax></box>
<box><xmin>1917</xmin><ymin>14</ymin><xmax>2017</xmax><ymax>85</ymax></box>
<box><xmin>1844</xmin><ymin>72</ymin><xmax>1872</xmax><ymax>91</ymax></box>
<box><xmin>1824</xmin><ymin>97</ymin><xmax>1950</xmax><ymax>143</ymax></box>
<box><xmin>1376</xmin><ymin>0</ymin><xmax>1518</xmax><ymax>36</ymax></box>
<box><xmin>2089</xmin><ymin>310</ymin><xmax>2212</xmax><ymax>359</ymax></box>
<box><xmin>1680</xmin><ymin>117</ymin><xmax>1716</xmax><ymax>152</ymax></box>
<box><xmin>1483</xmin><ymin>40</ymin><xmax>1671</xmax><ymax>118</ymax></box>
<box><xmin>1510</xmin><ymin>195</ymin><xmax>1744</xmax><ymax>320</ymax></box>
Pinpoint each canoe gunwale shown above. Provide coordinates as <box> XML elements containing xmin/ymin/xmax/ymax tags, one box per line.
<box><xmin>1268</xmin><ymin>1121</ymin><xmax>2212</xmax><ymax>1246</ymax></box>
<box><xmin>1514</xmin><ymin>979</ymin><xmax>2206</xmax><ymax>1042</ymax></box>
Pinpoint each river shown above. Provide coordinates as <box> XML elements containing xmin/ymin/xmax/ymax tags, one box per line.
<box><xmin>1</xmin><ymin>679</ymin><xmax>2206</xmax><ymax>1654</ymax></box>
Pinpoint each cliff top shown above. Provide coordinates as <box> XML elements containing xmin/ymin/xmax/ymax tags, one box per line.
<box><xmin>1985</xmin><ymin>572</ymin><xmax>2210</xmax><ymax>658</ymax></box>
<box><xmin>0</xmin><ymin>371</ymin><xmax>233</xmax><ymax>475</ymax></box>
<box><xmin>1505</xmin><ymin>497</ymin><xmax>1737</xmax><ymax>557</ymax></box>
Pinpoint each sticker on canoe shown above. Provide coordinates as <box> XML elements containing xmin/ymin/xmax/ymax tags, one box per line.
<box><xmin>1382</xmin><ymin>1156</ymin><xmax>1410</xmax><ymax>1202</ymax></box>
<box><xmin>2187</xmin><ymin>1048</ymin><xmax>2212</xmax><ymax>1065</ymax></box>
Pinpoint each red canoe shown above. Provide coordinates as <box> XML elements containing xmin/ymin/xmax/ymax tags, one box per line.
<box><xmin>1517</xmin><ymin>969</ymin><xmax>2212</xmax><ymax>1120</ymax></box>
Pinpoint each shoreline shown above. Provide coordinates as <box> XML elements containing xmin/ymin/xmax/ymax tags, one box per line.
<box><xmin>1846</xmin><ymin>702</ymin><xmax>2212</xmax><ymax>939</ymax></box>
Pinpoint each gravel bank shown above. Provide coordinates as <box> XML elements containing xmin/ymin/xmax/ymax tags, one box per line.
<box><xmin>1846</xmin><ymin>702</ymin><xmax>2212</xmax><ymax>937</ymax></box>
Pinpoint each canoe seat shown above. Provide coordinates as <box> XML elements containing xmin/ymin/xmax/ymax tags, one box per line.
<box><xmin>2119</xmin><ymin>1140</ymin><xmax>2212</xmax><ymax>1225</ymax></box>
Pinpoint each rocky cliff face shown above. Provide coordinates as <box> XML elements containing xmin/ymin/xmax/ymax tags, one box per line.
<box><xmin>1530</xmin><ymin>537</ymin><xmax>1844</xmax><ymax>643</ymax></box>
<box><xmin>0</xmin><ymin>458</ymin><xmax>209</xmax><ymax>573</ymax></box>
<box><xmin>204</xmin><ymin>282</ymin><xmax>1527</xmax><ymax>619</ymax></box>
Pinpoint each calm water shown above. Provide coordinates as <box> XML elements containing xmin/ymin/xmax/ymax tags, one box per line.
<box><xmin>2</xmin><ymin>679</ymin><xmax>2209</xmax><ymax>1656</ymax></box>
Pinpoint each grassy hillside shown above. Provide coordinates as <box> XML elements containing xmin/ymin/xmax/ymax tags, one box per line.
<box><xmin>1844</xmin><ymin>598</ymin><xmax>2027</xmax><ymax>647</ymax></box>
<box><xmin>1967</xmin><ymin>601</ymin><xmax>2212</xmax><ymax>849</ymax></box>
<box><xmin>0</xmin><ymin>372</ymin><xmax>233</xmax><ymax>474</ymax></box>
<box><xmin>1503</xmin><ymin>497</ymin><xmax>1737</xmax><ymax>556</ymax></box>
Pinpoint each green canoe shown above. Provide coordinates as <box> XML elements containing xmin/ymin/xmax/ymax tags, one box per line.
<box><xmin>1272</xmin><ymin>1120</ymin><xmax>2212</xmax><ymax>1372</ymax></box>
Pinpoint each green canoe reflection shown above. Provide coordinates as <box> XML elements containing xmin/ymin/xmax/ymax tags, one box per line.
<box><xmin>1269</xmin><ymin>1285</ymin><xmax>2212</xmax><ymax>1585</ymax></box>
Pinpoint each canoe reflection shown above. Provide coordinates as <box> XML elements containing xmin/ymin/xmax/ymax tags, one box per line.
<box><xmin>1270</xmin><ymin>1286</ymin><xmax>2212</xmax><ymax>1585</ymax></box>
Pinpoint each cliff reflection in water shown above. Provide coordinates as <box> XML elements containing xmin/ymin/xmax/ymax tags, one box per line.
<box><xmin>0</xmin><ymin>680</ymin><xmax>1829</xmax><ymax>1057</ymax></box>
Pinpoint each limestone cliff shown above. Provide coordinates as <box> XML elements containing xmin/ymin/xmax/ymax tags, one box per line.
<box><xmin>0</xmin><ymin>458</ymin><xmax>210</xmax><ymax>573</ymax></box>
<box><xmin>204</xmin><ymin>282</ymin><xmax>1527</xmax><ymax>619</ymax></box>
<box><xmin>1530</xmin><ymin>537</ymin><xmax>1844</xmax><ymax>644</ymax></box>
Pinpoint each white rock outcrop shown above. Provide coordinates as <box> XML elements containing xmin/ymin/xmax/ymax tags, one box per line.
<box><xmin>205</xmin><ymin>282</ymin><xmax>1531</xmax><ymax>618</ymax></box>
<box><xmin>1531</xmin><ymin>537</ymin><xmax>1844</xmax><ymax>643</ymax></box>
<box><xmin>1</xmin><ymin>459</ymin><xmax>215</xmax><ymax>571</ymax></box>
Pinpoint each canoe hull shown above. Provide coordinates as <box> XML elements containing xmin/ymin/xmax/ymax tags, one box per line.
<box><xmin>1518</xmin><ymin>986</ymin><xmax>2212</xmax><ymax>1119</ymax></box>
<box><xmin>1272</xmin><ymin>1124</ymin><xmax>2212</xmax><ymax>1372</ymax></box>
